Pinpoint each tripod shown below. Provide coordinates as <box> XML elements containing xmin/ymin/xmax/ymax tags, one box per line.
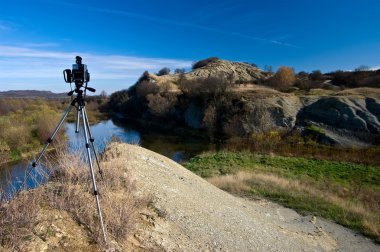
<box><xmin>31</xmin><ymin>86</ymin><xmax>107</xmax><ymax>243</ymax></box>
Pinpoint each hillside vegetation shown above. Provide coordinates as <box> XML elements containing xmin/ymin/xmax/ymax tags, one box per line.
<box><xmin>108</xmin><ymin>58</ymin><xmax>380</xmax><ymax>149</ymax></box>
<box><xmin>0</xmin><ymin>97</ymin><xmax>108</xmax><ymax>164</ymax></box>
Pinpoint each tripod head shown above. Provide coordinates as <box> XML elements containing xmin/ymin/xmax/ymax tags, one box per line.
<box><xmin>64</xmin><ymin>56</ymin><xmax>96</xmax><ymax>97</ymax></box>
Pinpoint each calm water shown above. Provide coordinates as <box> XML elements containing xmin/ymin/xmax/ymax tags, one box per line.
<box><xmin>0</xmin><ymin>119</ymin><xmax>214</xmax><ymax>197</ymax></box>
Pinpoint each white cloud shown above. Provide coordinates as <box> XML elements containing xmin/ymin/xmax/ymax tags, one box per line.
<box><xmin>0</xmin><ymin>45</ymin><xmax>192</xmax><ymax>93</ymax></box>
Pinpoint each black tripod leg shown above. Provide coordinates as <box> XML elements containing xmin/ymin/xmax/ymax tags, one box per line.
<box><xmin>80</xmin><ymin>105</ymin><xmax>107</xmax><ymax>243</ymax></box>
<box><xmin>32</xmin><ymin>102</ymin><xmax>74</xmax><ymax>167</ymax></box>
<box><xmin>82</xmin><ymin>106</ymin><xmax>103</xmax><ymax>178</ymax></box>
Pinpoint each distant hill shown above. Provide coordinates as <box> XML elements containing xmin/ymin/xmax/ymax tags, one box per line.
<box><xmin>0</xmin><ymin>90</ymin><xmax>68</xmax><ymax>99</ymax></box>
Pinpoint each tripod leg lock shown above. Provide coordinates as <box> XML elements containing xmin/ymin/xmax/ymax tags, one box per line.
<box><xmin>32</xmin><ymin>162</ymin><xmax>36</xmax><ymax>167</ymax></box>
<box><xmin>90</xmin><ymin>138</ymin><xmax>94</xmax><ymax>143</ymax></box>
<box><xmin>47</xmin><ymin>137</ymin><xmax>52</xmax><ymax>143</ymax></box>
<box><xmin>86</xmin><ymin>143</ymin><xmax>90</xmax><ymax>148</ymax></box>
<box><xmin>94</xmin><ymin>190</ymin><xmax>98</xmax><ymax>196</ymax></box>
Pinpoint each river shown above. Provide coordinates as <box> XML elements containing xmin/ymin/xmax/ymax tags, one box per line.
<box><xmin>0</xmin><ymin>119</ymin><xmax>214</xmax><ymax>197</ymax></box>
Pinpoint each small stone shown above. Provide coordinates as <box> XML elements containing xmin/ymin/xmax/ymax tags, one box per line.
<box><xmin>311</xmin><ymin>216</ymin><xmax>317</xmax><ymax>225</ymax></box>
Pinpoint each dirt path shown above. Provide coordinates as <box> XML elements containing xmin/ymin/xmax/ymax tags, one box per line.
<box><xmin>107</xmin><ymin>143</ymin><xmax>380</xmax><ymax>251</ymax></box>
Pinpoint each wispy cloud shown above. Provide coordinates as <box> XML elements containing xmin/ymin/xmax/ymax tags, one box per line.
<box><xmin>17</xmin><ymin>42</ymin><xmax>60</xmax><ymax>48</ymax></box>
<box><xmin>96</xmin><ymin>8</ymin><xmax>296</xmax><ymax>48</ymax></box>
<box><xmin>46</xmin><ymin>0</ymin><xmax>296</xmax><ymax>48</ymax></box>
<box><xmin>0</xmin><ymin>45</ymin><xmax>192</xmax><ymax>92</ymax></box>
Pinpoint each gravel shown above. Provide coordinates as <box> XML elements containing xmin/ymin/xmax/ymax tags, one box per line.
<box><xmin>108</xmin><ymin>143</ymin><xmax>380</xmax><ymax>252</ymax></box>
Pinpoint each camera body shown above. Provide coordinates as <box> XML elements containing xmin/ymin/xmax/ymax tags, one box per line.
<box><xmin>63</xmin><ymin>56</ymin><xmax>90</xmax><ymax>85</ymax></box>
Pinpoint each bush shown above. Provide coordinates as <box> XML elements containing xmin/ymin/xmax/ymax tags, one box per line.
<box><xmin>135</xmin><ymin>80</ymin><xmax>159</xmax><ymax>98</ymax></box>
<box><xmin>108</xmin><ymin>90</ymin><xmax>129</xmax><ymax>111</ymax></box>
<box><xmin>202</xmin><ymin>105</ymin><xmax>217</xmax><ymax>135</ymax></box>
<box><xmin>192</xmin><ymin>57</ymin><xmax>219</xmax><ymax>70</ymax></box>
<box><xmin>179</xmin><ymin>75</ymin><xmax>229</xmax><ymax>96</ymax></box>
<box><xmin>309</xmin><ymin>70</ymin><xmax>323</xmax><ymax>81</ymax></box>
<box><xmin>157</xmin><ymin>67</ymin><xmax>170</xmax><ymax>76</ymax></box>
<box><xmin>269</xmin><ymin>66</ymin><xmax>296</xmax><ymax>90</ymax></box>
<box><xmin>174</xmin><ymin>68</ymin><xmax>185</xmax><ymax>74</ymax></box>
<box><xmin>146</xmin><ymin>93</ymin><xmax>177</xmax><ymax>117</ymax></box>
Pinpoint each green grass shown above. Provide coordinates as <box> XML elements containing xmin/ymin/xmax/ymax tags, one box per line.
<box><xmin>305</xmin><ymin>124</ymin><xmax>326</xmax><ymax>135</ymax></box>
<box><xmin>185</xmin><ymin>151</ymin><xmax>380</xmax><ymax>242</ymax></box>
<box><xmin>186</xmin><ymin>152</ymin><xmax>380</xmax><ymax>187</ymax></box>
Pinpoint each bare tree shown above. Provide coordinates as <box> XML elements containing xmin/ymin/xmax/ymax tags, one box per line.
<box><xmin>100</xmin><ymin>90</ymin><xmax>107</xmax><ymax>98</ymax></box>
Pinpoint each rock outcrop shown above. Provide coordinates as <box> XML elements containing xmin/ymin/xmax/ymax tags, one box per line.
<box><xmin>112</xmin><ymin>57</ymin><xmax>380</xmax><ymax>147</ymax></box>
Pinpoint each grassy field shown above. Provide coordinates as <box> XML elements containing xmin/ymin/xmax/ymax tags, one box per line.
<box><xmin>185</xmin><ymin>151</ymin><xmax>380</xmax><ymax>242</ymax></box>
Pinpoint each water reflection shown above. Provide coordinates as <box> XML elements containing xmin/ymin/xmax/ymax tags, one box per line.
<box><xmin>66</xmin><ymin>120</ymin><xmax>141</xmax><ymax>153</ymax></box>
<box><xmin>0</xmin><ymin>161</ymin><xmax>49</xmax><ymax>199</ymax></box>
<box><xmin>1</xmin><ymin>119</ymin><xmax>213</xmax><ymax>197</ymax></box>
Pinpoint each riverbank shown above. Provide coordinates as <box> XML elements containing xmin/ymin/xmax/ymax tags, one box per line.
<box><xmin>0</xmin><ymin>97</ymin><xmax>109</xmax><ymax>167</ymax></box>
<box><xmin>184</xmin><ymin>151</ymin><xmax>380</xmax><ymax>243</ymax></box>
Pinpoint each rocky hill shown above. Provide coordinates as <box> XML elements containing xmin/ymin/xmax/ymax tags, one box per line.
<box><xmin>2</xmin><ymin>143</ymin><xmax>379</xmax><ymax>251</ymax></box>
<box><xmin>109</xmin><ymin>59</ymin><xmax>380</xmax><ymax>147</ymax></box>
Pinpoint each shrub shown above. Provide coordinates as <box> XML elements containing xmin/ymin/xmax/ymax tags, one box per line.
<box><xmin>174</xmin><ymin>68</ymin><xmax>185</xmax><ymax>74</ymax></box>
<box><xmin>223</xmin><ymin>114</ymin><xmax>246</xmax><ymax>137</ymax></box>
<box><xmin>192</xmin><ymin>57</ymin><xmax>219</xmax><ymax>70</ymax></box>
<box><xmin>157</xmin><ymin>67</ymin><xmax>170</xmax><ymax>76</ymax></box>
<box><xmin>179</xmin><ymin>75</ymin><xmax>229</xmax><ymax>96</ymax></box>
<box><xmin>135</xmin><ymin>80</ymin><xmax>159</xmax><ymax>98</ymax></box>
<box><xmin>309</xmin><ymin>70</ymin><xmax>323</xmax><ymax>81</ymax></box>
<box><xmin>146</xmin><ymin>93</ymin><xmax>177</xmax><ymax>117</ymax></box>
<box><xmin>269</xmin><ymin>66</ymin><xmax>296</xmax><ymax>90</ymax></box>
<box><xmin>203</xmin><ymin>105</ymin><xmax>217</xmax><ymax>135</ymax></box>
<box><xmin>108</xmin><ymin>90</ymin><xmax>129</xmax><ymax>111</ymax></box>
<box><xmin>36</xmin><ymin>108</ymin><xmax>64</xmax><ymax>144</ymax></box>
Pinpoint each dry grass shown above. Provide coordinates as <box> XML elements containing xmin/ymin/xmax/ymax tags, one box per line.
<box><xmin>0</xmin><ymin>145</ymin><xmax>147</xmax><ymax>250</ymax></box>
<box><xmin>336</xmin><ymin>87</ymin><xmax>380</xmax><ymax>97</ymax></box>
<box><xmin>0</xmin><ymin>188</ymin><xmax>43</xmax><ymax>249</ymax></box>
<box><xmin>306</xmin><ymin>88</ymin><xmax>336</xmax><ymax>96</ymax></box>
<box><xmin>207</xmin><ymin>171</ymin><xmax>380</xmax><ymax>241</ymax></box>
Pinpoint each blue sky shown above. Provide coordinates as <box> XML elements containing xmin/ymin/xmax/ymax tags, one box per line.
<box><xmin>0</xmin><ymin>0</ymin><xmax>379</xmax><ymax>94</ymax></box>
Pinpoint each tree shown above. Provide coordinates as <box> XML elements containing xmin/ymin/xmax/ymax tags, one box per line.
<box><xmin>157</xmin><ymin>67</ymin><xmax>170</xmax><ymax>76</ymax></box>
<box><xmin>273</xmin><ymin>66</ymin><xmax>296</xmax><ymax>89</ymax></box>
<box><xmin>355</xmin><ymin>65</ymin><xmax>370</xmax><ymax>72</ymax></box>
<box><xmin>100</xmin><ymin>90</ymin><xmax>107</xmax><ymax>98</ymax></box>
<box><xmin>297</xmin><ymin>71</ymin><xmax>309</xmax><ymax>79</ymax></box>
<box><xmin>309</xmin><ymin>70</ymin><xmax>323</xmax><ymax>81</ymax></box>
<box><xmin>264</xmin><ymin>65</ymin><xmax>273</xmax><ymax>73</ymax></box>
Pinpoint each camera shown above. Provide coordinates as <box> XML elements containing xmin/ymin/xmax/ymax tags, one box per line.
<box><xmin>63</xmin><ymin>56</ymin><xmax>90</xmax><ymax>84</ymax></box>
